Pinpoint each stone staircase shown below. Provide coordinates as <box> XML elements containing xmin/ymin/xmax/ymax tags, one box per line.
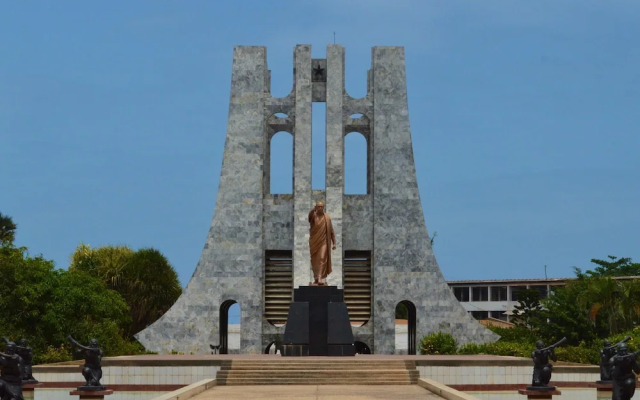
<box><xmin>215</xmin><ymin>358</ymin><xmax>419</xmax><ymax>385</ymax></box>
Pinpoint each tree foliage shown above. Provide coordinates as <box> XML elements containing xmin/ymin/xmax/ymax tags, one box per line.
<box><xmin>69</xmin><ymin>244</ymin><xmax>182</xmax><ymax>337</ymax></box>
<box><xmin>511</xmin><ymin>289</ymin><xmax>544</xmax><ymax>330</ymax></box>
<box><xmin>574</xmin><ymin>255</ymin><xmax>640</xmax><ymax>278</ymax></box>
<box><xmin>0</xmin><ymin>212</ymin><xmax>17</xmax><ymax>245</ymax></box>
<box><xmin>515</xmin><ymin>256</ymin><xmax>640</xmax><ymax>346</ymax></box>
<box><xmin>0</xmin><ymin>244</ymin><xmax>135</xmax><ymax>362</ymax></box>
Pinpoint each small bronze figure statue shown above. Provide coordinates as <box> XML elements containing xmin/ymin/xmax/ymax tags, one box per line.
<box><xmin>599</xmin><ymin>336</ymin><xmax>631</xmax><ymax>383</ymax></box>
<box><xmin>308</xmin><ymin>201</ymin><xmax>336</xmax><ymax>286</ymax></box>
<box><xmin>610</xmin><ymin>343</ymin><xmax>640</xmax><ymax>400</ymax></box>
<box><xmin>2</xmin><ymin>338</ymin><xmax>37</xmax><ymax>385</ymax></box>
<box><xmin>528</xmin><ymin>337</ymin><xmax>566</xmax><ymax>390</ymax></box>
<box><xmin>67</xmin><ymin>336</ymin><xmax>106</xmax><ymax>391</ymax></box>
<box><xmin>0</xmin><ymin>340</ymin><xmax>24</xmax><ymax>400</ymax></box>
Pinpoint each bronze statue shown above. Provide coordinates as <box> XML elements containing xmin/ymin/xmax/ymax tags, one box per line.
<box><xmin>67</xmin><ymin>336</ymin><xmax>105</xmax><ymax>391</ymax></box>
<box><xmin>308</xmin><ymin>201</ymin><xmax>336</xmax><ymax>286</ymax></box>
<box><xmin>600</xmin><ymin>336</ymin><xmax>631</xmax><ymax>383</ymax></box>
<box><xmin>0</xmin><ymin>341</ymin><xmax>24</xmax><ymax>400</ymax></box>
<box><xmin>610</xmin><ymin>343</ymin><xmax>640</xmax><ymax>400</ymax></box>
<box><xmin>529</xmin><ymin>337</ymin><xmax>566</xmax><ymax>389</ymax></box>
<box><xmin>2</xmin><ymin>338</ymin><xmax>36</xmax><ymax>385</ymax></box>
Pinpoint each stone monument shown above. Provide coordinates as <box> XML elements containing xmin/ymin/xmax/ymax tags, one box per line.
<box><xmin>136</xmin><ymin>44</ymin><xmax>498</xmax><ymax>354</ymax></box>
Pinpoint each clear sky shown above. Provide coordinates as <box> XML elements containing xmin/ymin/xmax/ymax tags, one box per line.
<box><xmin>2</xmin><ymin>1</ymin><xmax>639</xmax><ymax>289</ymax></box>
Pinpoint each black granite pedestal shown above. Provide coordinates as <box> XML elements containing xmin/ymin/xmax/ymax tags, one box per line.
<box><xmin>281</xmin><ymin>286</ymin><xmax>355</xmax><ymax>356</ymax></box>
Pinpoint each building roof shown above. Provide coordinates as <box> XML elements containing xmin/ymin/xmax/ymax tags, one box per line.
<box><xmin>447</xmin><ymin>276</ymin><xmax>640</xmax><ymax>285</ymax></box>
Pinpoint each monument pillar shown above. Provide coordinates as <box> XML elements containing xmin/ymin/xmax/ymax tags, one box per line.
<box><xmin>292</xmin><ymin>45</ymin><xmax>313</xmax><ymax>288</ymax></box>
<box><xmin>324</xmin><ymin>44</ymin><xmax>345</xmax><ymax>288</ymax></box>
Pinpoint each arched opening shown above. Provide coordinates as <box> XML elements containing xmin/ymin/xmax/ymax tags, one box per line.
<box><xmin>354</xmin><ymin>341</ymin><xmax>371</xmax><ymax>354</ymax></box>
<box><xmin>220</xmin><ymin>300</ymin><xmax>240</xmax><ymax>354</ymax></box>
<box><xmin>395</xmin><ymin>300</ymin><xmax>417</xmax><ymax>355</ymax></box>
<box><xmin>344</xmin><ymin>132</ymin><xmax>367</xmax><ymax>194</ymax></box>
<box><xmin>270</xmin><ymin>131</ymin><xmax>293</xmax><ymax>194</ymax></box>
<box><xmin>264</xmin><ymin>340</ymin><xmax>282</xmax><ymax>355</ymax></box>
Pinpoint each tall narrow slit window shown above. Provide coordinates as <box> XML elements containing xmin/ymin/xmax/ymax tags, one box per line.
<box><xmin>312</xmin><ymin>102</ymin><xmax>326</xmax><ymax>190</ymax></box>
<box><xmin>270</xmin><ymin>131</ymin><xmax>293</xmax><ymax>194</ymax></box>
<box><xmin>344</xmin><ymin>132</ymin><xmax>367</xmax><ymax>194</ymax></box>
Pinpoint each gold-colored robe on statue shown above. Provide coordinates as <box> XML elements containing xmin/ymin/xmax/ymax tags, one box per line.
<box><xmin>308</xmin><ymin>210</ymin><xmax>336</xmax><ymax>281</ymax></box>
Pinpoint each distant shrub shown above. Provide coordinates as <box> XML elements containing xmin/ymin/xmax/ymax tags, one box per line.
<box><xmin>488</xmin><ymin>325</ymin><xmax>537</xmax><ymax>345</ymax></box>
<box><xmin>38</xmin><ymin>345</ymin><xmax>73</xmax><ymax>364</ymax></box>
<box><xmin>483</xmin><ymin>341</ymin><xmax>531</xmax><ymax>357</ymax></box>
<box><xmin>555</xmin><ymin>345</ymin><xmax>599</xmax><ymax>364</ymax></box>
<box><xmin>420</xmin><ymin>332</ymin><xmax>457</xmax><ymax>355</ymax></box>
<box><xmin>457</xmin><ymin>342</ymin><xmax>485</xmax><ymax>355</ymax></box>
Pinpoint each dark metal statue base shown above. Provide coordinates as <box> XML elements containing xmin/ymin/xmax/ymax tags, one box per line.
<box><xmin>76</xmin><ymin>385</ymin><xmax>108</xmax><ymax>391</ymax></box>
<box><xmin>525</xmin><ymin>386</ymin><xmax>556</xmax><ymax>391</ymax></box>
<box><xmin>281</xmin><ymin>286</ymin><xmax>355</xmax><ymax>356</ymax></box>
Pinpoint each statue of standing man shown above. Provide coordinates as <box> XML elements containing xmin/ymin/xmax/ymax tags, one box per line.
<box><xmin>308</xmin><ymin>201</ymin><xmax>336</xmax><ymax>286</ymax></box>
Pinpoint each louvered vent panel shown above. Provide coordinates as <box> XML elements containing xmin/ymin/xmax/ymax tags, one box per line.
<box><xmin>264</xmin><ymin>250</ymin><xmax>293</xmax><ymax>325</ymax></box>
<box><xmin>343</xmin><ymin>250</ymin><xmax>372</xmax><ymax>324</ymax></box>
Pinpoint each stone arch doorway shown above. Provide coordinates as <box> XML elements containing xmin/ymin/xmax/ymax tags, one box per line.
<box><xmin>219</xmin><ymin>300</ymin><xmax>238</xmax><ymax>354</ymax></box>
<box><xmin>395</xmin><ymin>300</ymin><xmax>417</xmax><ymax>355</ymax></box>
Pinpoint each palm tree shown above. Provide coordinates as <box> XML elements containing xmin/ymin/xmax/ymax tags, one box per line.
<box><xmin>0</xmin><ymin>212</ymin><xmax>17</xmax><ymax>245</ymax></box>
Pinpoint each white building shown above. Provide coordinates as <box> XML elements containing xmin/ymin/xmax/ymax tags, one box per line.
<box><xmin>447</xmin><ymin>276</ymin><xmax>640</xmax><ymax>322</ymax></box>
<box><xmin>447</xmin><ymin>278</ymin><xmax>567</xmax><ymax>322</ymax></box>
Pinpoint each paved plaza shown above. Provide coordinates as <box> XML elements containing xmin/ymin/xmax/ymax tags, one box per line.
<box><xmin>188</xmin><ymin>384</ymin><xmax>445</xmax><ymax>400</ymax></box>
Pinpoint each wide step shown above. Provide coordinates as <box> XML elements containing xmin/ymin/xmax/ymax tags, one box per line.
<box><xmin>215</xmin><ymin>359</ymin><xmax>418</xmax><ymax>385</ymax></box>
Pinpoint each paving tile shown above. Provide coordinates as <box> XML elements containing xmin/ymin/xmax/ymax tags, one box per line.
<box><xmin>188</xmin><ymin>385</ymin><xmax>444</xmax><ymax>400</ymax></box>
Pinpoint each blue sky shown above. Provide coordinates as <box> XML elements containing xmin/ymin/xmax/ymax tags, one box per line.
<box><xmin>2</xmin><ymin>1</ymin><xmax>639</xmax><ymax>291</ymax></box>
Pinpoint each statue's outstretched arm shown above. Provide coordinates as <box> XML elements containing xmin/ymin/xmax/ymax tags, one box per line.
<box><xmin>0</xmin><ymin>351</ymin><xmax>17</xmax><ymax>359</ymax></box>
<box><xmin>67</xmin><ymin>335</ymin><xmax>90</xmax><ymax>351</ymax></box>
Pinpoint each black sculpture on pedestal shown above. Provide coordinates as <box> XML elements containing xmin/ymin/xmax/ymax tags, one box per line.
<box><xmin>67</xmin><ymin>336</ymin><xmax>106</xmax><ymax>391</ymax></box>
<box><xmin>610</xmin><ymin>343</ymin><xmax>640</xmax><ymax>400</ymax></box>
<box><xmin>2</xmin><ymin>338</ymin><xmax>37</xmax><ymax>385</ymax></box>
<box><xmin>0</xmin><ymin>341</ymin><xmax>24</xmax><ymax>400</ymax></box>
<box><xmin>527</xmin><ymin>337</ymin><xmax>566</xmax><ymax>391</ymax></box>
<box><xmin>599</xmin><ymin>336</ymin><xmax>630</xmax><ymax>383</ymax></box>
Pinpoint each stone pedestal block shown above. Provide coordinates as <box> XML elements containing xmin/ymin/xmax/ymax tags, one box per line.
<box><xmin>69</xmin><ymin>389</ymin><xmax>113</xmax><ymax>399</ymax></box>
<box><xmin>282</xmin><ymin>286</ymin><xmax>355</xmax><ymax>356</ymax></box>
<box><xmin>518</xmin><ymin>387</ymin><xmax>561</xmax><ymax>399</ymax></box>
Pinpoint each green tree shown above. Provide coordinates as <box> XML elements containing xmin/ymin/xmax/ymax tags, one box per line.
<box><xmin>539</xmin><ymin>282</ymin><xmax>597</xmax><ymax>345</ymax></box>
<box><xmin>0</xmin><ymin>244</ymin><xmax>134</xmax><ymax>361</ymax></box>
<box><xmin>512</xmin><ymin>289</ymin><xmax>544</xmax><ymax>330</ymax></box>
<box><xmin>574</xmin><ymin>255</ymin><xmax>640</xmax><ymax>278</ymax></box>
<box><xmin>70</xmin><ymin>244</ymin><xmax>182</xmax><ymax>338</ymax></box>
<box><xmin>529</xmin><ymin>256</ymin><xmax>640</xmax><ymax>346</ymax></box>
<box><xmin>0</xmin><ymin>212</ymin><xmax>17</xmax><ymax>245</ymax></box>
<box><xmin>42</xmin><ymin>268</ymin><xmax>134</xmax><ymax>356</ymax></box>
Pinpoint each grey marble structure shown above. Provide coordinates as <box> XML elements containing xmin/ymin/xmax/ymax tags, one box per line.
<box><xmin>136</xmin><ymin>45</ymin><xmax>498</xmax><ymax>354</ymax></box>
